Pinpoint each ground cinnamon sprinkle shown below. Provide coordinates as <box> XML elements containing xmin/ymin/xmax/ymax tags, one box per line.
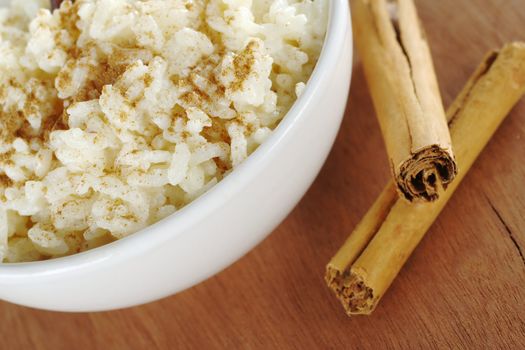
<box><xmin>0</xmin><ymin>174</ymin><xmax>12</xmax><ymax>188</ymax></box>
<box><xmin>0</xmin><ymin>0</ymin><xmax>328</xmax><ymax>262</ymax></box>
<box><xmin>231</xmin><ymin>40</ymin><xmax>257</xmax><ymax>91</ymax></box>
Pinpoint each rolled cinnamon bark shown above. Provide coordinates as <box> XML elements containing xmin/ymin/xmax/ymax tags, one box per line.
<box><xmin>326</xmin><ymin>43</ymin><xmax>525</xmax><ymax>316</ymax></box>
<box><xmin>352</xmin><ymin>0</ymin><xmax>457</xmax><ymax>202</ymax></box>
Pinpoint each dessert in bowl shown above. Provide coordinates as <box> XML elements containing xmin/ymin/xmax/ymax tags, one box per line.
<box><xmin>0</xmin><ymin>0</ymin><xmax>352</xmax><ymax>311</ymax></box>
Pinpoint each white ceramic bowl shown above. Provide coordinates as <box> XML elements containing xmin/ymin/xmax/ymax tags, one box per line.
<box><xmin>0</xmin><ymin>0</ymin><xmax>353</xmax><ymax>312</ymax></box>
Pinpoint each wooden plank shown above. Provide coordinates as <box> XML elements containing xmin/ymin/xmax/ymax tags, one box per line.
<box><xmin>1</xmin><ymin>0</ymin><xmax>524</xmax><ymax>348</ymax></box>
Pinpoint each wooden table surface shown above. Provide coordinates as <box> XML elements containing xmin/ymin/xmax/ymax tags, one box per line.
<box><xmin>3</xmin><ymin>0</ymin><xmax>525</xmax><ymax>348</ymax></box>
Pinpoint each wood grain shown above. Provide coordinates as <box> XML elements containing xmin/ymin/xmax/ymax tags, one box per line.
<box><xmin>2</xmin><ymin>0</ymin><xmax>525</xmax><ymax>348</ymax></box>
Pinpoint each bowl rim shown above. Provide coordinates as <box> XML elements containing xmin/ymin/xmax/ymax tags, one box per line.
<box><xmin>0</xmin><ymin>0</ymin><xmax>349</xmax><ymax>276</ymax></box>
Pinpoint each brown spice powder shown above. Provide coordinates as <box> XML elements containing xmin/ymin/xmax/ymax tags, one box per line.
<box><xmin>230</xmin><ymin>40</ymin><xmax>258</xmax><ymax>92</ymax></box>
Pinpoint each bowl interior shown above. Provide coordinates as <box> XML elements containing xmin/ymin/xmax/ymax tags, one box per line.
<box><xmin>0</xmin><ymin>0</ymin><xmax>347</xmax><ymax>273</ymax></box>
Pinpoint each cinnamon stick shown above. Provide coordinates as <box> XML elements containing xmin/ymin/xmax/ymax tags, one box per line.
<box><xmin>326</xmin><ymin>43</ymin><xmax>525</xmax><ymax>316</ymax></box>
<box><xmin>352</xmin><ymin>0</ymin><xmax>457</xmax><ymax>202</ymax></box>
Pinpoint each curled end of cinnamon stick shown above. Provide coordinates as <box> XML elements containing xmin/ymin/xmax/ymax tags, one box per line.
<box><xmin>397</xmin><ymin>146</ymin><xmax>457</xmax><ymax>202</ymax></box>
<box><xmin>325</xmin><ymin>265</ymin><xmax>377</xmax><ymax>316</ymax></box>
